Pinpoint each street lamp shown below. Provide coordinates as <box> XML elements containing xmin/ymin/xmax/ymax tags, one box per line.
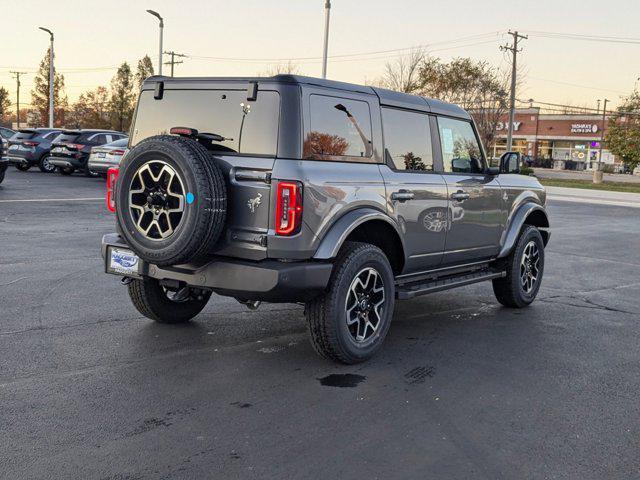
<box><xmin>38</xmin><ymin>27</ymin><xmax>54</xmax><ymax>128</ymax></box>
<box><xmin>321</xmin><ymin>0</ymin><xmax>331</xmax><ymax>78</ymax></box>
<box><xmin>146</xmin><ymin>9</ymin><xmax>164</xmax><ymax>76</ymax></box>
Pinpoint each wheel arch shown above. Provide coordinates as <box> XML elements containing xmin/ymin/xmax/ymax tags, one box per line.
<box><xmin>498</xmin><ymin>202</ymin><xmax>550</xmax><ymax>258</ymax></box>
<box><xmin>313</xmin><ymin>208</ymin><xmax>406</xmax><ymax>275</ymax></box>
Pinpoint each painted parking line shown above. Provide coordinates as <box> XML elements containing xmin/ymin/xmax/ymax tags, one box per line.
<box><xmin>0</xmin><ymin>197</ymin><xmax>103</xmax><ymax>203</ymax></box>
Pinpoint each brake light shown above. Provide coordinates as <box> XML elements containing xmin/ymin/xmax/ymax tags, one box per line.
<box><xmin>106</xmin><ymin>167</ymin><xmax>119</xmax><ymax>213</ymax></box>
<box><xmin>23</xmin><ymin>141</ymin><xmax>38</xmax><ymax>147</ymax></box>
<box><xmin>67</xmin><ymin>143</ymin><xmax>85</xmax><ymax>150</ymax></box>
<box><xmin>108</xmin><ymin>149</ymin><xmax>126</xmax><ymax>156</ymax></box>
<box><xmin>275</xmin><ymin>181</ymin><xmax>302</xmax><ymax>236</ymax></box>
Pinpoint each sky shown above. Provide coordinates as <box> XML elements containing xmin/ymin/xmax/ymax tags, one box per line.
<box><xmin>2</xmin><ymin>0</ymin><xmax>639</xmax><ymax>112</ymax></box>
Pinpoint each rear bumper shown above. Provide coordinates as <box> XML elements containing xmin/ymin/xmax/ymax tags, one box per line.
<box><xmin>88</xmin><ymin>158</ymin><xmax>118</xmax><ymax>173</ymax></box>
<box><xmin>7</xmin><ymin>155</ymin><xmax>37</xmax><ymax>166</ymax></box>
<box><xmin>49</xmin><ymin>155</ymin><xmax>86</xmax><ymax>169</ymax></box>
<box><xmin>101</xmin><ymin>233</ymin><xmax>332</xmax><ymax>302</ymax></box>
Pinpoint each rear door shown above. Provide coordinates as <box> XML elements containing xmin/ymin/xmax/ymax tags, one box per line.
<box><xmin>435</xmin><ymin>116</ymin><xmax>504</xmax><ymax>264</ymax></box>
<box><xmin>130</xmin><ymin>85</ymin><xmax>282</xmax><ymax>260</ymax></box>
<box><xmin>379</xmin><ymin>107</ymin><xmax>448</xmax><ymax>272</ymax></box>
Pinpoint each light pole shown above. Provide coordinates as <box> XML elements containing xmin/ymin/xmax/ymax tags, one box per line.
<box><xmin>146</xmin><ymin>10</ymin><xmax>164</xmax><ymax>76</ymax></box>
<box><xmin>39</xmin><ymin>27</ymin><xmax>54</xmax><ymax>128</ymax></box>
<box><xmin>321</xmin><ymin>0</ymin><xmax>331</xmax><ymax>79</ymax></box>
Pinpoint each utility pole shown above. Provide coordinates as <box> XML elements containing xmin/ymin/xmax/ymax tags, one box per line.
<box><xmin>163</xmin><ymin>51</ymin><xmax>186</xmax><ymax>77</ymax></box>
<box><xmin>10</xmin><ymin>71</ymin><xmax>26</xmax><ymax>128</ymax></box>
<box><xmin>596</xmin><ymin>99</ymin><xmax>601</xmax><ymax>114</ymax></box>
<box><xmin>594</xmin><ymin>98</ymin><xmax>609</xmax><ymax>183</ymax></box>
<box><xmin>321</xmin><ymin>0</ymin><xmax>331</xmax><ymax>79</ymax></box>
<box><xmin>500</xmin><ymin>30</ymin><xmax>528</xmax><ymax>152</ymax></box>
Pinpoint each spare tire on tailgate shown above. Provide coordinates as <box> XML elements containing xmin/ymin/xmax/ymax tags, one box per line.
<box><xmin>116</xmin><ymin>135</ymin><xmax>226</xmax><ymax>266</ymax></box>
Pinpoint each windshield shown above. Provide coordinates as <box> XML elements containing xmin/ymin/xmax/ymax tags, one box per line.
<box><xmin>131</xmin><ymin>89</ymin><xmax>280</xmax><ymax>156</ymax></box>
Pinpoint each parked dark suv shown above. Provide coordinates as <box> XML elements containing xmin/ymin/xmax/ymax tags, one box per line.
<box><xmin>6</xmin><ymin>128</ymin><xmax>62</xmax><ymax>172</ymax></box>
<box><xmin>102</xmin><ymin>75</ymin><xmax>550</xmax><ymax>364</ymax></box>
<box><xmin>49</xmin><ymin>129</ymin><xmax>127</xmax><ymax>176</ymax></box>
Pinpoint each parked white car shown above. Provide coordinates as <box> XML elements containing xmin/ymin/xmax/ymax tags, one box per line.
<box><xmin>87</xmin><ymin>138</ymin><xmax>128</xmax><ymax>176</ymax></box>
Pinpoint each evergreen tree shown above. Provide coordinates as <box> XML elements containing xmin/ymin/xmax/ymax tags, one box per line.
<box><xmin>109</xmin><ymin>62</ymin><xmax>135</xmax><ymax>132</ymax></box>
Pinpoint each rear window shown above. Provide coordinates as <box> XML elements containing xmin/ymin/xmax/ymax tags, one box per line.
<box><xmin>131</xmin><ymin>89</ymin><xmax>280</xmax><ymax>156</ymax></box>
<box><xmin>55</xmin><ymin>133</ymin><xmax>81</xmax><ymax>143</ymax></box>
<box><xmin>106</xmin><ymin>138</ymin><xmax>129</xmax><ymax>147</ymax></box>
<box><xmin>12</xmin><ymin>131</ymin><xmax>37</xmax><ymax>141</ymax></box>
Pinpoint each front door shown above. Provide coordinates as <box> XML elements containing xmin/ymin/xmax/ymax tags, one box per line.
<box><xmin>380</xmin><ymin>107</ymin><xmax>448</xmax><ymax>273</ymax></box>
<box><xmin>435</xmin><ymin>116</ymin><xmax>504</xmax><ymax>265</ymax></box>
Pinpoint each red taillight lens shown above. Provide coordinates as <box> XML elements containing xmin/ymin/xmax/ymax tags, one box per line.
<box><xmin>275</xmin><ymin>181</ymin><xmax>303</xmax><ymax>236</ymax></box>
<box><xmin>23</xmin><ymin>141</ymin><xmax>38</xmax><ymax>147</ymax></box>
<box><xmin>67</xmin><ymin>143</ymin><xmax>84</xmax><ymax>150</ymax></box>
<box><xmin>108</xmin><ymin>149</ymin><xmax>126</xmax><ymax>156</ymax></box>
<box><xmin>106</xmin><ymin>167</ymin><xmax>119</xmax><ymax>213</ymax></box>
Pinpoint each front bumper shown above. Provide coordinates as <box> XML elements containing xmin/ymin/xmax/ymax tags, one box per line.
<box><xmin>101</xmin><ymin>233</ymin><xmax>332</xmax><ymax>302</ymax></box>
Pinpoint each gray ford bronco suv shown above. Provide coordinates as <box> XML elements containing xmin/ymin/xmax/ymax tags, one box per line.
<box><xmin>102</xmin><ymin>75</ymin><xmax>549</xmax><ymax>364</ymax></box>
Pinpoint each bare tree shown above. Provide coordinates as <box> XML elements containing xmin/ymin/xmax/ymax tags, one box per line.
<box><xmin>262</xmin><ymin>61</ymin><xmax>300</xmax><ymax>76</ymax></box>
<box><xmin>418</xmin><ymin>57</ymin><xmax>511</xmax><ymax>151</ymax></box>
<box><xmin>377</xmin><ymin>48</ymin><xmax>424</xmax><ymax>93</ymax></box>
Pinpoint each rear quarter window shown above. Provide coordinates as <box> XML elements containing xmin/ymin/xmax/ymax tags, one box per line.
<box><xmin>131</xmin><ymin>89</ymin><xmax>280</xmax><ymax>156</ymax></box>
<box><xmin>304</xmin><ymin>95</ymin><xmax>373</xmax><ymax>162</ymax></box>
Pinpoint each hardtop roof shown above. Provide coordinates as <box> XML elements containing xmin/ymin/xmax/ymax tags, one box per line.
<box><xmin>142</xmin><ymin>74</ymin><xmax>470</xmax><ymax>119</ymax></box>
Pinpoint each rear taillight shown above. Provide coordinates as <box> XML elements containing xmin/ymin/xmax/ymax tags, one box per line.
<box><xmin>275</xmin><ymin>181</ymin><xmax>302</xmax><ymax>236</ymax></box>
<box><xmin>23</xmin><ymin>141</ymin><xmax>38</xmax><ymax>147</ymax></box>
<box><xmin>108</xmin><ymin>149</ymin><xmax>126</xmax><ymax>156</ymax></box>
<box><xmin>106</xmin><ymin>167</ymin><xmax>119</xmax><ymax>213</ymax></box>
<box><xmin>67</xmin><ymin>143</ymin><xmax>84</xmax><ymax>150</ymax></box>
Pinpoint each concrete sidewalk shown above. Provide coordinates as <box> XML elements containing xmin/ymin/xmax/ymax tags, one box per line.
<box><xmin>534</xmin><ymin>168</ymin><xmax>640</xmax><ymax>184</ymax></box>
<box><xmin>546</xmin><ymin>185</ymin><xmax>640</xmax><ymax>208</ymax></box>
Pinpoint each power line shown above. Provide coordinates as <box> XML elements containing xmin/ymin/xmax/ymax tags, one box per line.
<box><xmin>187</xmin><ymin>31</ymin><xmax>505</xmax><ymax>63</ymax></box>
<box><xmin>525</xmin><ymin>30</ymin><xmax>640</xmax><ymax>45</ymax></box>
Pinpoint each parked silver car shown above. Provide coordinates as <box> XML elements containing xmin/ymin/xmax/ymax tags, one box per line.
<box><xmin>87</xmin><ymin>138</ymin><xmax>128</xmax><ymax>175</ymax></box>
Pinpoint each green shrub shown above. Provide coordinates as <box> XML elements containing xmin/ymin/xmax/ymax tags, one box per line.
<box><xmin>519</xmin><ymin>166</ymin><xmax>534</xmax><ymax>176</ymax></box>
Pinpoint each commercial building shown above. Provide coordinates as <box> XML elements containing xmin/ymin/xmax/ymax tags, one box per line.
<box><xmin>480</xmin><ymin>108</ymin><xmax>619</xmax><ymax>170</ymax></box>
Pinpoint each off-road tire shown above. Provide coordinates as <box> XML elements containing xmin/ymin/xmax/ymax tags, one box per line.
<box><xmin>15</xmin><ymin>163</ymin><xmax>30</xmax><ymax>171</ymax></box>
<box><xmin>492</xmin><ymin>225</ymin><xmax>545</xmax><ymax>308</ymax></box>
<box><xmin>38</xmin><ymin>156</ymin><xmax>56</xmax><ymax>173</ymax></box>
<box><xmin>59</xmin><ymin>167</ymin><xmax>75</xmax><ymax>175</ymax></box>
<box><xmin>305</xmin><ymin>242</ymin><xmax>395</xmax><ymax>364</ymax></box>
<box><xmin>116</xmin><ymin>135</ymin><xmax>226</xmax><ymax>267</ymax></box>
<box><xmin>127</xmin><ymin>277</ymin><xmax>212</xmax><ymax>324</ymax></box>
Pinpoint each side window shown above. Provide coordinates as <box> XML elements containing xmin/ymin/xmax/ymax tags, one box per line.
<box><xmin>437</xmin><ymin>117</ymin><xmax>484</xmax><ymax>174</ymax></box>
<box><xmin>304</xmin><ymin>95</ymin><xmax>373</xmax><ymax>161</ymax></box>
<box><xmin>381</xmin><ymin>107</ymin><xmax>433</xmax><ymax>171</ymax></box>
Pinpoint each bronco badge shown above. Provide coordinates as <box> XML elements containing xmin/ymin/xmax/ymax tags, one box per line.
<box><xmin>247</xmin><ymin>193</ymin><xmax>262</xmax><ymax>213</ymax></box>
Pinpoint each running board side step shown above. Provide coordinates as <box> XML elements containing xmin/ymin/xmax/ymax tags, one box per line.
<box><xmin>396</xmin><ymin>270</ymin><xmax>506</xmax><ymax>300</ymax></box>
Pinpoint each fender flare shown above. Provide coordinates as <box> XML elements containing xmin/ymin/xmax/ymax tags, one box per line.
<box><xmin>498</xmin><ymin>202</ymin><xmax>550</xmax><ymax>258</ymax></box>
<box><xmin>313</xmin><ymin>208</ymin><xmax>405</xmax><ymax>260</ymax></box>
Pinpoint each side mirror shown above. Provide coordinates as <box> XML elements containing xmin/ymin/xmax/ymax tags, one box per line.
<box><xmin>500</xmin><ymin>151</ymin><xmax>521</xmax><ymax>174</ymax></box>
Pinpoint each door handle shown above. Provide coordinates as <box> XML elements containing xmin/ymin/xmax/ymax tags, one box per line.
<box><xmin>451</xmin><ymin>190</ymin><xmax>470</xmax><ymax>202</ymax></box>
<box><xmin>391</xmin><ymin>190</ymin><xmax>415</xmax><ymax>202</ymax></box>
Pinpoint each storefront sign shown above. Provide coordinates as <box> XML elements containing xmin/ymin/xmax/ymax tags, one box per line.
<box><xmin>496</xmin><ymin>121</ymin><xmax>522</xmax><ymax>131</ymax></box>
<box><xmin>570</xmin><ymin>124</ymin><xmax>598</xmax><ymax>134</ymax></box>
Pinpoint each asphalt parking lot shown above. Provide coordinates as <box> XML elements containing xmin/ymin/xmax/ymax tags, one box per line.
<box><xmin>1</xmin><ymin>170</ymin><xmax>639</xmax><ymax>479</ymax></box>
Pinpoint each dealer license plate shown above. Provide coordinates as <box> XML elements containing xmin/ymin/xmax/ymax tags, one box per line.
<box><xmin>107</xmin><ymin>247</ymin><xmax>142</xmax><ymax>277</ymax></box>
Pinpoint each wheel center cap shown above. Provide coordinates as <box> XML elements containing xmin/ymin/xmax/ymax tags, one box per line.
<box><xmin>148</xmin><ymin>192</ymin><xmax>166</xmax><ymax>208</ymax></box>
